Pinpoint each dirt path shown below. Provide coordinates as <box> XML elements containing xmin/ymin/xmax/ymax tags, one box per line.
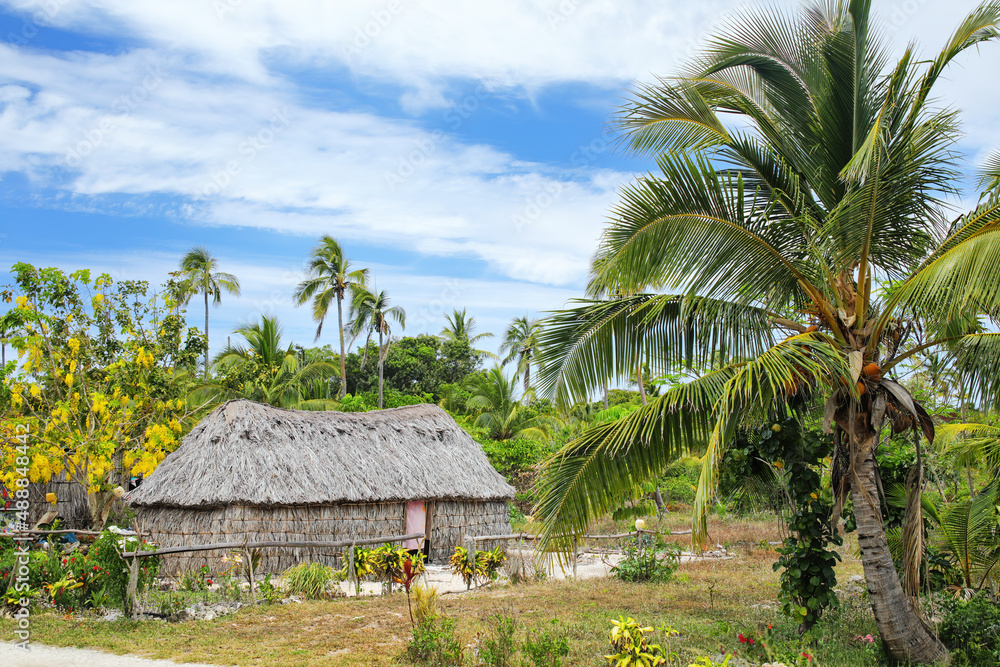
<box><xmin>1</xmin><ymin>641</ymin><xmax>226</xmax><ymax>667</ymax></box>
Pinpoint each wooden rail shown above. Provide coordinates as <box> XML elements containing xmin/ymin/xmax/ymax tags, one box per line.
<box><xmin>5</xmin><ymin>528</ymin><xmax>146</xmax><ymax>537</ymax></box>
<box><xmin>116</xmin><ymin>531</ymin><xmax>425</xmax><ymax>617</ymax></box>
<box><xmin>465</xmin><ymin>528</ymin><xmax>690</xmax><ymax>581</ymax></box>
<box><xmin>120</xmin><ymin>532</ymin><xmax>425</xmax><ymax>558</ymax></box>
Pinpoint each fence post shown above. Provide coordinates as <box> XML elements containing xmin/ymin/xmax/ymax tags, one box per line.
<box><xmin>125</xmin><ymin>555</ymin><xmax>140</xmax><ymax>619</ymax></box>
<box><xmin>464</xmin><ymin>534</ymin><xmax>476</xmax><ymax>590</ymax></box>
<box><xmin>244</xmin><ymin>548</ymin><xmax>255</xmax><ymax>605</ymax></box>
<box><xmin>572</xmin><ymin>535</ymin><xmax>578</xmax><ymax>578</ymax></box>
<box><xmin>348</xmin><ymin>541</ymin><xmax>358</xmax><ymax>596</ymax></box>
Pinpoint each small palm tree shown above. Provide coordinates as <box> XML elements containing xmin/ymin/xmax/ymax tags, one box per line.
<box><xmin>440</xmin><ymin>308</ymin><xmax>496</xmax><ymax>360</ymax></box>
<box><xmin>178</xmin><ymin>246</ymin><xmax>241</xmax><ymax>377</ymax></box>
<box><xmin>193</xmin><ymin>315</ymin><xmax>336</xmax><ymax>409</ymax></box>
<box><xmin>498</xmin><ymin>316</ymin><xmax>540</xmax><ymax>395</ymax></box>
<box><xmin>463</xmin><ymin>366</ymin><xmax>551</xmax><ymax>441</ymax></box>
<box><xmin>348</xmin><ymin>285</ymin><xmax>406</xmax><ymax>409</ymax></box>
<box><xmin>293</xmin><ymin>236</ymin><xmax>369</xmax><ymax>399</ymax></box>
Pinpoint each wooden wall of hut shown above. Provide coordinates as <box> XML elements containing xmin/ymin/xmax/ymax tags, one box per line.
<box><xmin>139</xmin><ymin>502</ymin><xmax>407</xmax><ymax>575</ymax></box>
<box><xmin>137</xmin><ymin>499</ymin><xmax>514</xmax><ymax>577</ymax></box>
<box><xmin>27</xmin><ymin>473</ymin><xmax>91</xmax><ymax>529</ymax></box>
<box><xmin>428</xmin><ymin>500</ymin><xmax>511</xmax><ymax>562</ymax></box>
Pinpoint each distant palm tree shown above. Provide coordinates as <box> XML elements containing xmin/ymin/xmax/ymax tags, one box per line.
<box><xmin>464</xmin><ymin>366</ymin><xmax>551</xmax><ymax>441</ymax></box>
<box><xmin>178</xmin><ymin>246</ymin><xmax>241</xmax><ymax>377</ymax></box>
<box><xmin>440</xmin><ymin>308</ymin><xmax>496</xmax><ymax>360</ymax></box>
<box><xmin>348</xmin><ymin>285</ymin><xmax>406</xmax><ymax>409</ymax></box>
<box><xmin>293</xmin><ymin>236</ymin><xmax>368</xmax><ymax>399</ymax></box>
<box><xmin>193</xmin><ymin>315</ymin><xmax>336</xmax><ymax>409</ymax></box>
<box><xmin>498</xmin><ymin>316</ymin><xmax>540</xmax><ymax>395</ymax></box>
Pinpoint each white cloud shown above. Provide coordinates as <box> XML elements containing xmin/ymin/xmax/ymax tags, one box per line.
<box><xmin>7</xmin><ymin>249</ymin><xmax>578</xmax><ymax>358</ymax></box>
<box><xmin>1</xmin><ymin>0</ymin><xmax>999</xmax><ymax>302</ymax></box>
<box><xmin>0</xmin><ymin>39</ymin><xmax>628</xmax><ymax>287</ymax></box>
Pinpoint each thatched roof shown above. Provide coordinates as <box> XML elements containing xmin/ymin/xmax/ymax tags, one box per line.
<box><xmin>127</xmin><ymin>400</ymin><xmax>515</xmax><ymax>509</ymax></box>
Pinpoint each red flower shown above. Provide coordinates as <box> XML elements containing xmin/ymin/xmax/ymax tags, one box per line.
<box><xmin>802</xmin><ymin>653</ymin><xmax>812</xmax><ymax>661</ymax></box>
<box><xmin>70</xmin><ymin>558</ymin><xmax>75</xmax><ymax>563</ymax></box>
<box><xmin>206</xmin><ymin>579</ymin><xmax>213</xmax><ymax>585</ymax></box>
<box><xmin>738</xmin><ymin>633</ymin><xmax>747</xmax><ymax>643</ymax></box>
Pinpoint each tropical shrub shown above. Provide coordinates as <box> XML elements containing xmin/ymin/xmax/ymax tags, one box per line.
<box><xmin>282</xmin><ymin>562</ymin><xmax>342</xmax><ymax>600</ymax></box>
<box><xmin>611</xmin><ymin>534</ymin><xmax>681</xmax><ymax>584</ymax></box>
<box><xmin>406</xmin><ymin>614</ymin><xmax>464</xmax><ymax>666</ymax></box>
<box><xmin>939</xmin><ymin>593</ymin><xmax>1000</xmax><ymax>666</ymax></box>
<box><xmin>448</xmin><ymin>546</ymin><xmax>506</xmax><ymax>589</ymax></box>
<box><xmin>604</xmin><ymin>616</ymin><xmax>666</xmax><ymax>666</ymax></box>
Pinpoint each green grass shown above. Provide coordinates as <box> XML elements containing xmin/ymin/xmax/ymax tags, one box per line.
<box><xmin>0</xmin><ymin>517</ymin><xmax>881</xmax><ymax>666</ymax></box>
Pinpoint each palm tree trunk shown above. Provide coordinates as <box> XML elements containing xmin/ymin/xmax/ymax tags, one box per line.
<box><xmin>850</xmin><ymin>434</ymin><xmax>950</xmax><ymax>664</ymax></box>
<box><xmin>337</xmin><ymin>294</ymin><xmax>347</xmax><ymax>399</ymax></box>
<box><xmin>523</xmin><ymin>359</ymin><xmax>530</xmax><ymax>395</ymax></box>
<box><xmin>378</xmin><ymin>330</ymin><xmax>384</xmax><ymax>409</ymax></box>
<box><xmin>204</xmin><ymin>291</ymin><xmax>210</xmax><ymax>378</ymax></box>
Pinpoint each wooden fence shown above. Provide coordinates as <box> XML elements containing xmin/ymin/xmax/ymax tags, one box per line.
<box><xmin>115</xmin><ymin>532</ymin><xmax>424</xmax><ymax>617</ymax></box>
<box><xmin>463</xmin><ymin>527</ymin><xmax>690</xmax><ymax>582</ymax></box>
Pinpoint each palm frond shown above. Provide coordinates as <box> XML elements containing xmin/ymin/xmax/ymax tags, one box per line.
<box><xmin>534</xmin><ymin>367</ymin><xmax>737</xmax><ymax>554</ymax></box>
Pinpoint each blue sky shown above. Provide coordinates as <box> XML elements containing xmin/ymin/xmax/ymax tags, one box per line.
<box><xmin>2</xmin><ymin>0</ymin><xmax>999</xmax><ymax>360</ymax></box>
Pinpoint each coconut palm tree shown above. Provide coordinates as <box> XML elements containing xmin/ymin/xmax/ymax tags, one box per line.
<box><xmin>293</xmin><ymin>236</ymin><xmax>369</xmax><ymax>399</ymax></box>
<box><xmin>178</xmin><ymin>246</ymin><xmax>241</xmax><ymax>377</ymax></box>
<box><xmin>348</xmin><ymin>285</ymin><xmax>406</xmax><ymax>409</ymax></box>
<box><xmin>533</xmin><ymin>2</ymin><xmax>1000</xmax><ymax>663</ymax></box>
<box><xmin>440</xmin><ymin>308</ymin><xmax>496</xmax><ymax>359</ymax></box>
<box><xmin>463</xmin><ymin>366</ymin><xmax>551</xmax><ymax>441</ymax></box>
<box><xmin>192</xmin><ymin>315</ymin><xmax>336</xmax><ymax>409</ymax></box>
<box><xmin>498</xmin><ymin>316</ymin><xmax>540</xmax><ymax>395</ymax></box>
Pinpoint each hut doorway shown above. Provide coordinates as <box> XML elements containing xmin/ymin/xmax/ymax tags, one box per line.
<box><xmin>404</xmin><ymin>500</ymin><xmax>428</xmax><ymax>554</ymax></box>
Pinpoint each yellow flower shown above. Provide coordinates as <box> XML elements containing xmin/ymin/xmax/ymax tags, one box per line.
<box><xmin>64</xmin><ymin>373</ymin><xmax>74</xmax><ymax>387</ymax></box>
<box><xmin>69</xmin><ymin>360</ymin><xmax>77</xmax><ymax>373</ymax></box>
<box><xmin>67</xmin><ymin>338</ymin><xmax>81</xmax><ymax>354</ymax></box>
<box><xmin>773</xmin><ymin>460</ymin><xmax>784</xmax><ymax>469</ymax></box>
<box><xmin>810</xmin><ymin>492</ymin><xmax>819</xmax><ymax>500</ymax></box>
<box><xmin>29</xmin><ymin>384</ymin><xmax>41</xmax><ymax>398</ymax></box>
<box><xmin>15</xmin><ymin>296</ymin><xmax>28</xmax><ymax>309</ymax></box>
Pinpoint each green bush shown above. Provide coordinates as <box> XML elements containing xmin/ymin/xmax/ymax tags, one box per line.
<box><xmin>88</xmin><ymin>528</ymin><xmax>161</xmax><ymax>610</ymax></box>
<box><xmin>611</xmin><ymin>534</ymin><xmax>681</xmax><ymax>583</ymax></box>
<box><xmin>940</xmin><ymin>593</ymin><xmax>1000</xmax><ymax>666</ymax></box>
<box><xmin>283</xmin><ymin>562</ymin><xmax>340</xmax><ymax>599</ymax></box>
<box><xmin>480</xmin><ymin>438</ymin><xmax>549</xmax><ymax>474</ymax></box>
<box><xmin>406</xmin><ymin>615</ymin><xmax>464</xmax><ymax>666</ymax></box>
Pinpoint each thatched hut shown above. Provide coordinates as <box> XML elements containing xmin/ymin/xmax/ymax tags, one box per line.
<box><xmin>127</xmin><ymin>400</ymin><xmax>515</xmax><ymax>574</ymax></box>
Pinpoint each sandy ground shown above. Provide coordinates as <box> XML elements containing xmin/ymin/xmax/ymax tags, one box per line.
<box><xmin>0</xmin><ymin>641</ymin><xmax>224</xmax><ymax>667</ymax></box>
<box><xmin>2</xmin><ymin>549</ymin><xmax>728</xmax><ymax>666</ymax></box>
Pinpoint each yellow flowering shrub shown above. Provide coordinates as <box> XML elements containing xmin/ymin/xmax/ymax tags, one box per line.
<box><xmin>1</xmin><ymin>263</ymin><xmax>206</xmax><ymax>528</ymax></box>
